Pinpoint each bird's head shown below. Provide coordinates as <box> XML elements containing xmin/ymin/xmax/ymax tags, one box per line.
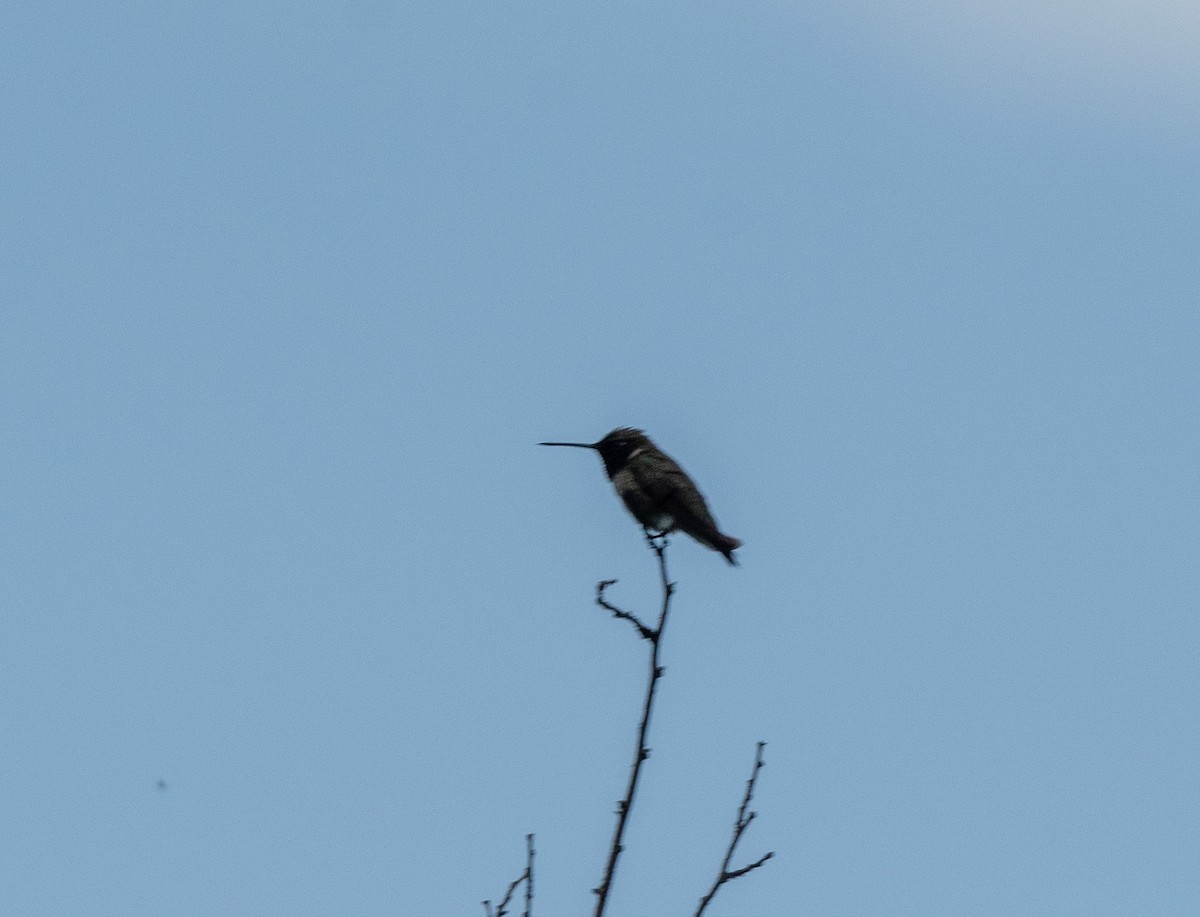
<box><xmin>539</xmin><ymin>427</ymin><xmax>653</xmax><ymax>478</ymax></box>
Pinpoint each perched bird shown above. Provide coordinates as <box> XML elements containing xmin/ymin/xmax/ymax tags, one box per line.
<box><xmin>539</xmin><ymin>427</ymin><xmax>742</xmax><ymax>565</ymax></box>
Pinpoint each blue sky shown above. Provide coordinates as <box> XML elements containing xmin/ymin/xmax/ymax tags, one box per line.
<box><xmin>3</xmin><ymin>3</ymin><xmax>1197</xmax><ymax>915</ymax></box>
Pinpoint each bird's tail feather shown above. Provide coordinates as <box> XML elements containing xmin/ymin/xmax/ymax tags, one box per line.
<box><xmin>716</xmin><ymin>533</ymin><xmax>742</xmax><ymax>566</ymax></box>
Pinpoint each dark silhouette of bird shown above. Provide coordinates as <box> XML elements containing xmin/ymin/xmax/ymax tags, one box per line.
<box><xmin>540</xmin><ymin>427</ymin><xmax>742</xmax><ymax>564</ymax></box>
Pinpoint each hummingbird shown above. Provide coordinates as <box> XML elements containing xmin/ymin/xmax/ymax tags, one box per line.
<box><xmin>539</xmin><ymin>427</ymin><xmax>742</xmax><ymax>565</ymax></box>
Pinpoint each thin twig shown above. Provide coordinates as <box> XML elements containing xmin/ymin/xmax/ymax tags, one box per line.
<box><xmin>524</xmin><ymin>834</ymin><xmax>535</xmax><ymax>917</ymax></box>
<box><xmin>485</xmin><ymin>835</ymin><xmax>535</xmax><ymax>917</ymax></box>
<box><xmin>482</xmin><ymin>875</ymin><xmax>520</xmax><ymax>917</ymax></box>
<box><xmin>596</xmin><ymin>580</ymin><xmax>654</xmax><ymax>639</ymax></box>
<box><xmin>694</xmin><ymin>742</ymin><xmax>775</xmax><ymax>916</ymax></box>
<box><xmin>592</xmin><ymin>537</ymin><xmax>674</xmax><ymax>917</ymax></box>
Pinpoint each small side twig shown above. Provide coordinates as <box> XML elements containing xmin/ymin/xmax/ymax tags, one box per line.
<box><xmin>596</xmin><ymin>580</ymin><xmax>654</xmax><ymax>640</ymax></box>
<box><xmin>695</xmin><ymin>742</ymin><xmax>775</xmax><ymax>917</ymax></box>
<box><xmin>592</xmin><ymin>537</ymin><xmax>674</xmax><ymax>917</ymax></box>
<box><xmin>482</xmin><ymin>874</ymin><xmax>521</xmax><ymax>917</ymax></box>
<box><xmin>483</xmin><ymin>834</ymin><xmax>535</xmax><ymax>917</ymax></box>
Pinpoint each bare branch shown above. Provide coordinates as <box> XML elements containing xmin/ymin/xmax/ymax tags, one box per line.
<box><xmin>524</xmin><ymin>834</ymin><xmax>535</xmax><ymax>917</ymax></box>
<box><xmin>595</xmin><ymin>579</ymin><xmax>654</xmax><ymax>640</ymax></box>
<box><xmin>695</xmin><ymin>742</ymin><xmax>775</xmax><ymax>917</ymax></box>
<box><xmin>486</xmin><ymin>835</ymin><xmax>535</xmax><ymax>917</ymax></box>
<box><xmin>593</xmin><ymin>538</ymin><xmax>675</xmax><ymax>917</ymax></box>
<box><xmin>723</xmin><ymin>850</ymin><xmax>774</xmax><ymax>881</ymax></box>
<box><xmin>485</xmin><ymin>877</ymin><xmax>520</xmax><ymax>917</ymax></box>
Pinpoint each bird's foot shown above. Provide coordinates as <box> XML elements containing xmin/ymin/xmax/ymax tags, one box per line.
<box><xmin>642</xmin><ymin>527</ymin><xmax>670</xmax><ymax>550</ymax></box>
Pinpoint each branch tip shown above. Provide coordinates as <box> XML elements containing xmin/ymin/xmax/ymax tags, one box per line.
<box><xmin>694</xmin><ymin>744</ymin><xmax>774</xmax><ymax>917</ymax></box>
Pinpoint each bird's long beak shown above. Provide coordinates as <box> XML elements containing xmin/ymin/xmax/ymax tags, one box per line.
<box><xmin>538</xmin><ymin>441</ymin><xmax>598</xmax><ymax>449</ymax></box>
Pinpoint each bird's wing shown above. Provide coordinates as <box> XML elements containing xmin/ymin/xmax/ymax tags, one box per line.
<box><xmin>627</xmin><ymin>453</ymin><xmax>687</xmax><ymax>501</ymax></box>
<box><xmin>629</xmin><ymin>454</ymin><xmax>717</xmax><ymax>524</ymax></box>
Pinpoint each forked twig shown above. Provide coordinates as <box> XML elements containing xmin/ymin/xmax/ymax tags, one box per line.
<box><xmin>695</xmin><ymin>742</ymin><xmax>774</xmax><ymax>916</ymax></box>
<box><xmin>483</xmin><ymin>833</ymin><xmax>535</xmax><ymax>917</ymax></box>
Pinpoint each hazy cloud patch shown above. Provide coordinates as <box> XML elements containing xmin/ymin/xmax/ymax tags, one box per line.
<box><xmin>875</xmin><ymin>2</ymin><xmax>1200</xmax><ymax>100</ymax></box>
